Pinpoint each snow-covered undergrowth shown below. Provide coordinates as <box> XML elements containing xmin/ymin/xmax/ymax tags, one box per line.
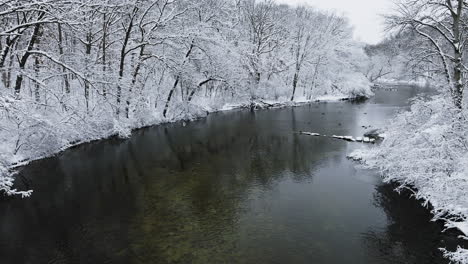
<box><xmin>350</xmin><ymin>95</ymin><xmax>468</xmax><ymax>263</ymax></box>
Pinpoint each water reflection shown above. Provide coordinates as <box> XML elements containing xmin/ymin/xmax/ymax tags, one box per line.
<box><xmin>362</xmin><ymin>183</ymin><xmax>465</xmax><ymax>264</ymax></box>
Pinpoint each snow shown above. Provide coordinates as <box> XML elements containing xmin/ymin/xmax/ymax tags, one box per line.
<box><xmin>449</xmin><ymin>221</ymin><xmax>468</xmax><ymax>238</ymax></box>
<box><xmin>219</xmin><ymin>103</ymin><xmax>245</xmax><ymax>111</ymax></box>
<box><xmin>444</xmin><ymin>248</ymin><xmax>468</xmax><ymax>264</ymax></box>
<box><xmin>0</xmin><ymin>165</ymin><xmax>32</xmax><ymax>198</ymax></box>
<box><xmin>300</xmin><ymin>132</ymin><xmax>321</xmax><ymax>136</ymax></box>
<box><xmin>307</xmin><ymin>134</ymin><xmax>374</xmax><ymax>143</ymax></box>
<box><xmin>315</xmin><ymin>95</ymin><xmax>350</xmax><ymax>102</ymax></box>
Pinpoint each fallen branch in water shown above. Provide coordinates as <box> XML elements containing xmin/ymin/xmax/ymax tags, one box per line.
<box><xmin>299</xmin><ymin>131</ymin><xmax>383</xmax><ymax>144</ymax></box>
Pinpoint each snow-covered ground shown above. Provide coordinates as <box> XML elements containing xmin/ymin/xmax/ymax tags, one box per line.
<box><xmin>349</xmin><ymin>95</ymin><xmax>468</xmax><ymax>263</ymax></box>
<box><xmin>315</xmin><ymin>95</ymin><xmax>351</xmax><ymax>102</ymax></box>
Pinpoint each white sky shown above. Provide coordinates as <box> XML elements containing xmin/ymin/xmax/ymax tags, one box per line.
<box><xmin>276</xmin><ymin>0</ymin><xmax>392</xmax><ymax>44</ymax></box>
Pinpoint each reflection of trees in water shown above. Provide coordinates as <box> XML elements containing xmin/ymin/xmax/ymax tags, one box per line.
<box><xmin>149</xmin><ymin>108</ymin><xmax>335</xmax><ymax>185</ymax></box>
<box><xmin>362</xmin><ymin>183</ymin><xmax>463</xmax><ymax>264</ymax></box>
<box><xmin>0</xmin><ymin>144</ymin><xmax>140</xmax><ymax>263</ymax></box>
<box><xmin>125</xmin><ymin>109</ymin><xmax>340</xmax><ymax>263</ymax></box>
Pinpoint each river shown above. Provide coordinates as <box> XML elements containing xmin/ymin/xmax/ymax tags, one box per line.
<box><xmin>0</xmin><ymin>85</ymin><xmax>461</xmax><ymax>264</ymax></box>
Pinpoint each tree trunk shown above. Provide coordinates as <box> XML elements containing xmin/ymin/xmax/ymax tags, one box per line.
<box><xmin>163</xmin><ymin>42</ymin><xmax>194</xmax><ymax>117</ymax></box>
<box><xmin>291</xmin><ymin>70</ymin><xmax>299</xmax><ymax>101</ymax></box>
<box><xmin>102</xmin><ymin>13</ymin><xmax>108</xmax><ymax>97</ymax></box>
<box><xmin>34</xmin><ymin>56</ymin><xmax>40</xmax><ymax>102</ymax></box>
<box><xmin>126</xmin><ymin>45</ymin><xmax>145</xmax><ymax>118</ymax></box>
<box><xmin>308</xmin><ymin>57</ymin><xmax>321</xmax><ymax>100</ymax></box>
<box><xmin>1</xmin><ymin>40</ymin><xmax>16</xmax><ymax>89</ymax></box>
<box><xmin>5</xmin><ymin>53</ymin><xmax>14</xmax><ymax>89</ymax></box>
<box><xmin>451</xmin><ymin>0</ymin><xmax>464</xmax><ymax>109</ymax></box>
<box><xmin>163</xmin><ymin>77</ymin><xmax>180</xmax><ymax>117</ymax></box>
<box><xmin>188</xmin><ymin>78</ymin><xmax>214</xmax><ymax>102</ymax></box>
<box><xmin>33</xmin><ymin>30</ymin><xmax>43</xmax><ymax>102</ymax></box>
<box><xmin>14</xmin><ymin>19</ymin><xmax>43</xmax><ymax>97</ymax></box>
<box><xmin>84</xmin><ymin>32</ymin><xmax>92</xmax><ymax>112</ymax></box>
<box><xmin>0</xmin><ymin>37</ymin><xmax>16</xmax><ymax>89</ymax></box>
<box><xmin>0</xmin><ymin>38</ymin><xmax>11</xmax><ymax>68</ymax></box>
<box><xmin>57</xmin><ymin>23</ymin><xmax>70</xmax><ymax>94</ymax></box>
<box><xmin>117</xmin><ymin>9</ymin><xmax>137</xmax><ymax>116</ymax></box>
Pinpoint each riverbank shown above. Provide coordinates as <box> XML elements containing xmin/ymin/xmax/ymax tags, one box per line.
<box><xmin>349</xmin><ymin>94</ymin><xmax>468</xmax><ymax>263</ymax></box>
<box><xmin>0</xmin><ymin>92</ymin><xmax>372</xmax><ymax>197</ymax></box>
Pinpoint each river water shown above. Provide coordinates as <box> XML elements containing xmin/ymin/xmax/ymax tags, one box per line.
<box><xmin>0</xmin><ymin>85</ymin><xmax>461</xmax><ymax>264</ymax></box>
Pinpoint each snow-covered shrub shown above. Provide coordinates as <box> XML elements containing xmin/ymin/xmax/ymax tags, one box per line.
<box><xmin>0</xmin><ymin>110</ymin><xmax>32</xmax><ymax>197</ymax></box>
<box><xmin>335</xmin><ymin>72</ymin><xmax>374</xmax><ymax>99</ymax></box>
<box><xmin>444</xmin><ymin>247</ymin><xmax>468</xmax><ymax>264</ymax></box>
<box><xmin>0</xmin><ymin>167</ymin><xmax>32</xmax><ymax>198</ymax></box>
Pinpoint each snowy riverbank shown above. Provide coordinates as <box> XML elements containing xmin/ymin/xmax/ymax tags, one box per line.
<box><xmin>0</xmin><ymin>91</ymin><xmax>372</xmax><ymax>197</ymax></box>
<box><xmin>349</xmin><ymin>95</ymin><xmax>468</xmax><ymax>263</ymax></box>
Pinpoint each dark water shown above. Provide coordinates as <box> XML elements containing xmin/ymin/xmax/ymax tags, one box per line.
<box><xmin>0</xmin><ymin>85</ymin><xmax>461</xmax><ymax>264</ymax></box>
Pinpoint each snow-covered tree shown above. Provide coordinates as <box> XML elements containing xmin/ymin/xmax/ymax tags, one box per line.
<box><xmin>386</xmin><ymin>0</ymin><xmax>467</xmax><ymax>109</ymax></box>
